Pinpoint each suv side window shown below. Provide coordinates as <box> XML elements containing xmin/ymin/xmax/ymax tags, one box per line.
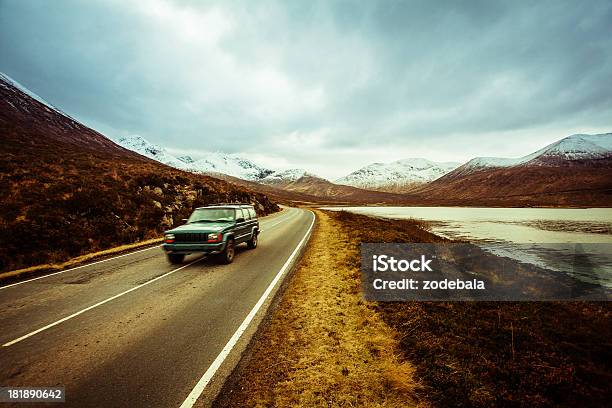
<box><xmin>235</xmin><ymin>208</ymin><xmax>245</xmax><ymax>221</ymax></box>
<box><xmin>249</xmin><ymin>208</ymin><xmax>256</xmax><ymax>218</ymax></box>
<box><xmin>242</xmin><ymin>207</ymin><xmax>251</xmax><ymax>220</ymax></box>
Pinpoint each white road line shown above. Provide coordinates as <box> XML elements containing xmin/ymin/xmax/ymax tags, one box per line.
<box><xmin>0</xmin><ymin>245</ymin><xmax>161</xmax><ymax>291</ymax></box>
<box><xmin>179</xmin><ymin>210</ymin><xmax>315</xmax><ymax>408</ymax></box>
<box><xmin>2</xmin><ymin>258</ymin><xmax>204</xmax><ymax>347</ymax></box>
<box><xmin>0</xmin><ymin>209</ymin><xmax>298</xmax><ymax>345</ymax></box>
<box><xmin>0</xmin><ymin>210</ymin><xmax>293</xmax><ymax>291</ymax></box>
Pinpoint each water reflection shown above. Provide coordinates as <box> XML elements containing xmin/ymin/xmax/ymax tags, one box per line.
<box><xmin>321</xmin><ymin>206</ymin><xmax>612</xmax><ymax>288</ymax></box>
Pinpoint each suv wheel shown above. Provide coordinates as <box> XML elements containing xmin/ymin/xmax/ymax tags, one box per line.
<box><xmin>219</xmin><ymin>239</ymin><xmax>235</xmax><ymax>264</ymax></box>
<box><xmin>247</xmin><ymin>231</ymin><xmax>258</xmax><ymax>249</ymax></box>
<box><xmin>167</xmin><ymin>253</ymin><xmax>185</xmax><ymax>265</ymax></box>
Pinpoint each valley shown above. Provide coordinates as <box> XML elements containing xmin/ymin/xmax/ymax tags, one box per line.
<box><xmin>112</xmin><ymin>122</ymin><xmax>612</xmax><ymax>208</ymax></box>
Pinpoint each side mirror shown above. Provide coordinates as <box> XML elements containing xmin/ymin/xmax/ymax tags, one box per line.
<box><xmin>236</xmin><ymin>217</ymin><xmax>245</xmax><ymax>223</ymax></box>
<box><xmin>182</xmin><ymin>218</ymin><xmax>188</xmax><ymax>223</ymax></box>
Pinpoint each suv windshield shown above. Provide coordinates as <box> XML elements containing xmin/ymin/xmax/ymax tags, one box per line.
<box><xmin>188</xmin><ymin>208</ymin><xmax>235</xmax><ymax>223</ymax></box>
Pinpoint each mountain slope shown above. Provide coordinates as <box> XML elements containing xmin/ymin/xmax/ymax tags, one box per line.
<box><xmin>414</xmin><ymin>133</ymin><xmax>612</xmax><ymax>206</ymax></box>
<box><xmin>336</xmin><ymin>158</ymin><xmax>460</xmax><ymax>192</ymax></box>
<box><xmin>260</xmin><ymin>169</ymin><xmax>321</xmax><ymax>186</ymax></box>
<box><xmin>0</xmin><ymin>73</ymin><xmax>278</xmax><ymax>272</ymax></box>
<box><xmin>115</xmin><ymin>134</ymin><xmax>274</xmax><ymax>181</ymax></box>
<box><xmin>257</xmin><ymin>170</ymin><xmax>410</xmax><ymax>203</ymax></box>
<box><xmin>450</xmin><ymin>133</ymin><xmax>612</xmax><ymax>178</ymax></box>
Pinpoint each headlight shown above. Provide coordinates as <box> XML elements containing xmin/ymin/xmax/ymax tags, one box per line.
<box><xmin>164</xmin><ymin>234</ymin><xmax>175</xmax><ymax>243</ymax></box>
<box><xmin>207</xmin><ymin>232</ymin><xmax>222</xmax><ymax>242</ymax></box>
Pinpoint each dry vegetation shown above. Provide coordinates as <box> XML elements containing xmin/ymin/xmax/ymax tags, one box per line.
<box><xmin>216</xmin><ymin>210</ymin><xmax>424</xmax><ymax>407</ymax></box>
<box><xmin>334</xmin><ymin>211</ymin><xmax>612</xmax><ymax>407</ymax></box>
<box><xmin>0</xmin><ymin>81</ymin><xmax>279</xmax><ymax>272</ymax></box>
<box><xmin>0</xmin><ymin>152</ymin><xmax>277</xmax><ymax>272</ymax></box>
<box><xmin>218</xmin><ymin>210</ymin><xmax>610</xmax><ymax>407</ymax></box>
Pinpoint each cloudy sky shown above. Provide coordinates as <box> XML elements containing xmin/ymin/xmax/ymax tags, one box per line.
<box><xmin>1</xmin><ymin>0</ymin><xmax>611</xmax><ymax>179</ymax></box>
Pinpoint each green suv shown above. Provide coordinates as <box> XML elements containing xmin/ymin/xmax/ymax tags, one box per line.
<box><xmin>162</xmin><ymin>204</ymin><xmax>259</xmax><ymax>264</ymax></box>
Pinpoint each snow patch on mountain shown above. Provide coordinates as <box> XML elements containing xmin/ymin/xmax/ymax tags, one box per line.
<box><xmin>114</xmin><ymin>134</ymin><xmax>274</xmax><ymax>181</ymax></box>
<box><xmin>261</xmin><ymin>168</ymin><xmax>322</xmax><ymax>184</ymax></box>
<box><xmin>460</xmin><ymin>133</ymin><xmax>612</xmax><ymax>173</ymax></box>
<box><xmin>336</xmin><ymin>158</ymin><xmax>460</xmax><ymax>190</ymax></box>
<box><xmin>116</xmin><ymin>135</ymin><xmax>188</xmax><ymax>169</ymax></box>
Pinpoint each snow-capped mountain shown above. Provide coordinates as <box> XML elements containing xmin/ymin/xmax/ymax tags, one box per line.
<box><xmin>526</xmin><ymin>133</ymin><xmax>612</xmax><ymax>165</ymax></box>
<box><xmin>416</xmin><ymin>132</ymin><xmax>612</xmax><ymax>207</ymax></box>
<box><xmin>260</xmin><ymin>168</ymin><xmax>322</xmax><ymax>184</ymax></box>
<box><xmin>336</xmin><ymin>158</ymin><xmax>460</xmax><ymax>192</ymax></box>
<box><xmin>194</xmin><ymin>152</ymin><xmax>275</xmax><ymax>180</ymax></box>
<box><xmin>452</xmin><ymin>133</ymin><xmax>612</xmax><ymax>178</ymax></box>
<box><xmin>116</xmin><ymin>135</ymin><xmax>188</xmax><ymax>169</ymax></box>
<box><xmin>114</xmin><ymin>134</ymin><xmax>274</xmax><ymax>181</ymax></box>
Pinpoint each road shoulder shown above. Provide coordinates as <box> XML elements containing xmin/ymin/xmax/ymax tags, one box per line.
<box><xmin>215</xmin><ymin>209</ymin><xmax>422</xmax><ymax>407</ymax></box>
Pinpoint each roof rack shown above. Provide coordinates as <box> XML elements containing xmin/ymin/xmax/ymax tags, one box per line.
<box><xmin>205</xmin><ymin>202</ymin><xmax>254</xmax><ymax>207</ymax></box>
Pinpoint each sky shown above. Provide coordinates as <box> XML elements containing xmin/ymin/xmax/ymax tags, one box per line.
<box><xmin>1</xmin><ymin>0</ymin><xmax>611</xmax><ymax>179</ymax></box>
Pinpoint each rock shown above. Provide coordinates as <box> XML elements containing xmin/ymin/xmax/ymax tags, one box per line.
<box><xmin>161</xmin><ymin>214</ymin><xmax>173</xmax><ymax>227</ymax></box>
<box><xmin>153</xmin><ymin>200</ymin><xmax>162</xmax><ymax>209</ymax></box>
<box><xmin>185</xmin><ymin>190</ymin><xmax>197</xmax><ymax>202</ymax></box>
<box><xmin>153</xmin><ymin>187</ymin><xmax>163</xmax><ymax>196</ymax></box>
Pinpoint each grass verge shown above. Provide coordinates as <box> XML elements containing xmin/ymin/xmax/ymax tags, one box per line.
<box><xmin>216</xmin><ymin>209</ymin><xmax>424</xmax><ymax>407</ymax></box>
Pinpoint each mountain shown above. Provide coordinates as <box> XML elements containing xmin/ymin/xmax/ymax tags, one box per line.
<box><xmin>260</xmin><ymin>169</ymin><xmax>320</xmax><ymax>185</ymax></box>
<box><xmin>451</xmin><ymin>134</ymin><xmax>612</xmax><ymax>178</ymax></box>
<box><xmin>336</xmin><ymin>158</ymin><xmax>460</xmax><ymax>193</ymax></box>
<box><xmin>115</xmin><ymin>134</ymin><xmax>274</xmax><ymax>181</ymax></box>
<box><xmin>0</xmin><ymin>72</ymin><xmax>74</xmax><ymax>120</ymax></box>
<box><xmin>256</xmin><ymin>170</ymin><xmax>409</xmax><ymax>203</ymax></box>
<box><xmin>414</xmin><ymin>133</ymin><xmax>612</xmax><ymax>206</ymax></box>
<box><xmin>115</xmin><ymin>134</ymin><xmax>188</xmax><ymax>169</ymax></box>
<box><xmin>0</xmin><ymin>72</ymin><xmax>278</xmax><ymax>272</ymax></box>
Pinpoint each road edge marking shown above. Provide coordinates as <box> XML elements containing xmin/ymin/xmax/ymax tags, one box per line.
<box><xmin>179</xmin><ymin>210</ymin><xmax>316</xmax><ymax>408</ymax></box>
<box><xmin>1</xmin><ymin>258</ymin><xmax>204</xmax><ymax>347</ymax></box>
<box><xmin>0</xmin><ymin>245</ymin><xmax>161</xmax><ymax>291</ymax></box>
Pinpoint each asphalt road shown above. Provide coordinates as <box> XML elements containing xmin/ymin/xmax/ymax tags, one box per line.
<box><xmin>0</xmin><ymin>207</ymin><xmax>314</xmax><ymax>407</ymax></box>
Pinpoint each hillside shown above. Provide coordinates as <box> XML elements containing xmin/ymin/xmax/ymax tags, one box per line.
<box><xmin>208</xmin><ymin>172</ymin><xmax>333</xmax><ymax>204</ymax></box>
<box><xmin>413</xmin><ymin>134</ymin><xmax>612</xmax><ymax>206</ymax></box>
<box><xmin>259</xmin><ymin>171</ymin><xmax>411</xmax><ymax>203</ymax></box>
<box><xmin>0</xmin><ymin>73</ymin><xmax>278</xmax><ymax>272</ymax></box>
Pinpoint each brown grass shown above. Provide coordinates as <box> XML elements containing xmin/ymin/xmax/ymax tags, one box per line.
<box><xmin>333</xmin><ymin>210</ymin><xmax>612</xmax><ymax>408</ymax></box>
<box><xmin>0</xmin><ymin>81</ymin><xmax>279</xmax><ymax>272</ymax></box>
<box><xmin>216</xmin><ymin>210</ymin><xmax>424</xmax><ymax>407</ymax></box>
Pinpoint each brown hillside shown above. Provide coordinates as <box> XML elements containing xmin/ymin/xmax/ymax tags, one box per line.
<box><xmin>0</xmin><ymin>77</ymin><xmax>278</xmax><ymax>272</ymax></box>
<box><xmin>413</xmin><ymin>165</ymin><xmax>612</xmax><ymax>207</ymax></box>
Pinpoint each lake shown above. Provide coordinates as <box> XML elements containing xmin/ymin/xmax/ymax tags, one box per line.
<box><xmin>320</xmin><ymin>206</ymin><xmax>612</xmax><ymax>288</ymax></box>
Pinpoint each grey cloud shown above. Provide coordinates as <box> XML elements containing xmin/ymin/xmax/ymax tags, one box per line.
<box><xmin>1</xmin><ymin>0</ymin><xmax>611</xmax><ymax>178</ymax></box>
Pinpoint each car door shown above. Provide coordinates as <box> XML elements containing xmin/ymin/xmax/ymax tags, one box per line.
<box><xmin>243</xmin><ymin>206</ymin><xmax>256</xmax><ymax>238</ymax></box>
<box><xmin>248</xmin><ymin>207</ymin><xmax>258</xmax><ymax>234</ymax></box>
<box><xmin>234</xmin><ymin>208</ymin><xmax>248</xmax><ymax>243</ymax></box>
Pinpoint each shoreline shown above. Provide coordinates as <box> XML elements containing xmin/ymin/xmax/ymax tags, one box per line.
<box><xmin>217</xmin><ymin>209</ymin><xmax>611</xmax><ymax>407</ymax></box>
